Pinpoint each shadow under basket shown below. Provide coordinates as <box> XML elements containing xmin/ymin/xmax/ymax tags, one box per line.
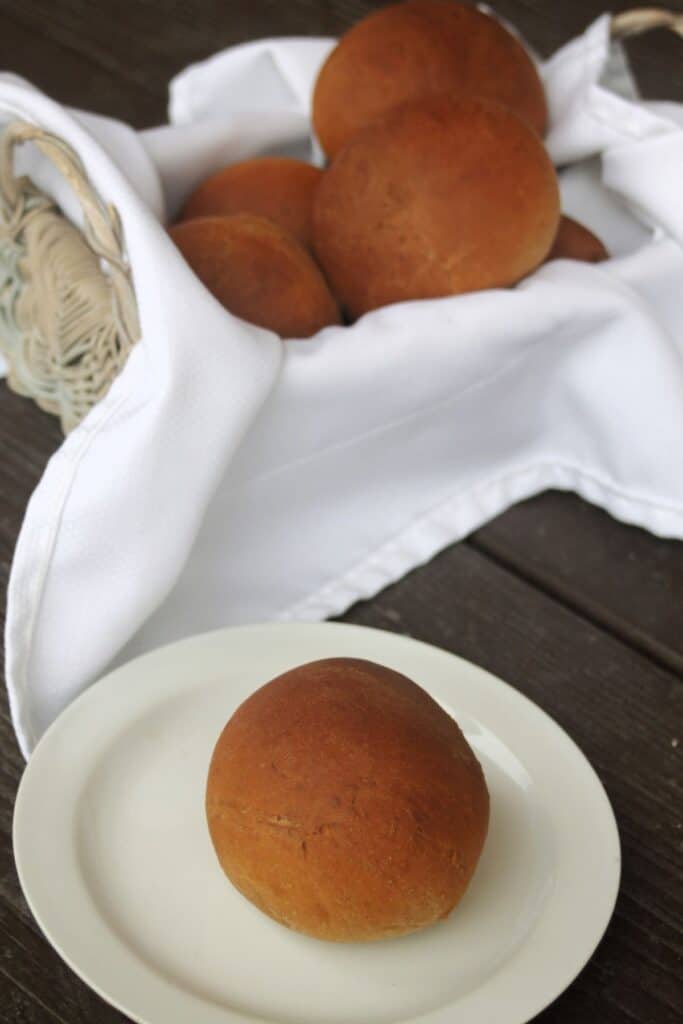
<box><xmin>0</xmin><ymin>121</ymin><xmax>139</xmax><ymax>434</ymax></box>
<box><xmin>0</xmin><ymin>9</ymin><xmax>680</xmax><ymax>435</ymax></box>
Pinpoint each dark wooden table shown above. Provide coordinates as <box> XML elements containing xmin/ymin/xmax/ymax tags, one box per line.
<box><xmin>1</xmin><ymin>2</ymin><xmax>682</xmax><ymax>1022</ymax></box>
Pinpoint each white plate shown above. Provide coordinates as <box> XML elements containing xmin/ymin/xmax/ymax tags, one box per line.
<box><xmin>14</xmin><ymin>622</ymin><xmax>620</xmax><ymax>1024</ymax></box>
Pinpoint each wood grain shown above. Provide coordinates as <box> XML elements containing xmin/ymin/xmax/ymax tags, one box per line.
<box><xmin>471</xmin><ymin>492</ymin><xmax>683</xmax><ymax>675</ymax></box>
<box><xmin>342</xmin><ymin>542</ymin><xmax>683</xmax><ymax>1024</ymax></box>
<box><xmin>1</xmin><ymin>537</ymin><xmax>680</xmax><ymax>1023</ymax></box>
<box><xmin>0</xmin><ymin>10</ymin><xmax>162</xmax><ymax>126</ymax></box>
<box><xmin>1</xmin><ymin>0</ymin><xmax>682</xmax><ymax>131</ymax></box>
<box><xmin>0</xmin><ymin>1</ymin><xmax>682</xmax><ymax>1022</ymax></box>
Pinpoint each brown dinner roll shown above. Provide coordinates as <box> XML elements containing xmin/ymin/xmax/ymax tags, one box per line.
<box><xmin>180</xmin><ymin>157</ymin><xmax>323</xmax><ymax>250</ymax></box>
<box><xmin>312</xmin><ymin>94</ymin><xmax>560</xmax><ymax>319</ymax></box>
<box><xmin>546</xmin><ymin>215</ymin><xmax>609</xmax><ymax>264</ymax></box>
<box><xmin>169</xmin><ymin>214</ymin><xmax>340</xmax><ymax>339</ymax></box>
<box><xmin>206</xmin><ymin>657</ymin><xmax>489</xmax><ymax>942</ymax></box>
<box><xmin>313</xmin><ymin>0</ymin><xmax>547</xmax><ymax>159</ymax></box>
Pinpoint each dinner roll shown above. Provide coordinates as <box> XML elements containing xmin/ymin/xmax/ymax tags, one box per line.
<box><xmin>180</xmin><ymin>157</ymin><xmax>323</xmax><ymax>250</ymax></box>
<box><xmin>206</xmin><ymin>657</ymin><xmax>489</xmax><ymax>942</ymax></box>
<box><xmin>169</xmin><ymin>213</ymin><xmax>340</xmax><ymax>339</ymax></box>
<box><xmin>312</xmin><ymin>94</ymin><xmax>560</xmax><ymax>318</ymax></box>
<box><xmin>547</xmin><ymin>215</ymin><xmax>609</xmax><ymax>263</ymax></box>
<box><xmin>313</xmin><ymin>0</ymin><xmax>547</xmax><ymax>158</ymax></box>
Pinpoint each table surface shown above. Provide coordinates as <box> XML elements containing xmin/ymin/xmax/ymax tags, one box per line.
<box><xmin>0</xmin><ymin>1</ymin><xmax>682</xmax><ymax>1022</ymax></box>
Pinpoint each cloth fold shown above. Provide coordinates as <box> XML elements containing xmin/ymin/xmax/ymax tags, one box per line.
<box><xmin>2</xmin><ymin>16</ymin><xmax>682</xmax><ymax>757</ymax></box>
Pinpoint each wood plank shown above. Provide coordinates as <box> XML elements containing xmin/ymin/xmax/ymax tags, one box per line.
<box><xmin>470</xmin><ymin>492</ymin><xmax>683</xmax><ymax>675</ymax></box>
<box><xmin>0</xmin><ymin>9</ymin><xmax>163</xmax><ymax>127</ymax></box>
<box><xmin>2</xmin><ymin>0</ymin><xmax>683</xmax><ymax>110</ymax></box>
<box><xmin>1</xmin><ymin>408</ymin><xmax>680</xmax><ymax>1024</ymax></box>
<box><xmin>0</xmin><ymin>904</ymin><xmax>129</xmax><ymax>1023</ymax></box>
<box><xmin>0</xmin><ymin>392</ymin><xmax>62</xmax><ymax>666</ymax></box>
<box><xmin>0</xmin><ymin>2</ymin><xmax>681</xmax><ymax>1022</ymax></box>
<box><xmin>1</xmin><ymin>0</ymin><xmax>682</xmax><ymax>679</ymax></box>
<box><xmin>0</xmin><ymin>968</ymin><xmax>71</xmax><ymax>1024</ymax></box>
<box><xmin>1</xmin><ymin>539</ymin><xmax>679</xmax><ymax>1022</ymax></box>
<box><xmin>341</xmin><ymin>541</ymin><xmax>683</xmax><ymax>1024</ymax></box>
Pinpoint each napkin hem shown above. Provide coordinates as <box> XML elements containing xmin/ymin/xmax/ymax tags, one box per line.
<box><xmin>276</xmin><ymin>459</ymin><xmax>683</xmax><ymax>623</ymax></box>
<box><xmin>4</xmin><ymin>384</ymin><xmax>134</xmax><ymax>758</ymax></box>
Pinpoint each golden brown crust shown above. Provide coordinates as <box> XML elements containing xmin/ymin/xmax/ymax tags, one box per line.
<box><xmin>312</xmin><ymin>94</ymin><xmax>560</xmax><ymax>319</ymax></box>
<box><xmin>180</xmin><ymin>157</ymin><xmax>323</xmax><ymax>250</ymax></box>
<box><xmin>206</xmin><ymin>657</ymin><xmax>489</xmax><ymax>942</ymax></box>
<box><xmin>313</xmin><ymin>0</ymin><xmax>548</xmax><ymax>159</ymax></box>
<box><xmin>169</xmin><ymin>213</ymin><xmax>341</xmax><ymax>339</ymax></box>
<box><xmin>547</xmin><ymin>215</ymin><xmax>609</xmax><ymax>264</ymax></box>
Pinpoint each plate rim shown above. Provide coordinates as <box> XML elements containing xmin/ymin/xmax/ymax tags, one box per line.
<box><xmin>13</xmin><ymin>620</ymin><xmax>621</xmax><ymax>1024</ymax></box>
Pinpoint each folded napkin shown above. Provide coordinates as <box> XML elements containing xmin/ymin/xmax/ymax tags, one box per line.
<box><xmin>3</xmin><ymin>15</ymin><xmax>682</xmax><ymax>756</ymax></box>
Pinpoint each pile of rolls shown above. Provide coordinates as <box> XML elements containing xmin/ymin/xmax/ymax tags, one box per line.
<box><xmin>171</xmin><ymin>1</ymin><xmax>608</xmax><ymax>339</ymax></box>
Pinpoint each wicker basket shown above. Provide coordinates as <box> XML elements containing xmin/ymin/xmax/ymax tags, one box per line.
<box><xmin>0</xmin><ymin>122</ymin><xmax>139</xmax><ymax>433</ymax></box>
<box><xmin>0</xmin><ymin>9</ymin><xmax>680</xmax><ymax>435</ymax></box>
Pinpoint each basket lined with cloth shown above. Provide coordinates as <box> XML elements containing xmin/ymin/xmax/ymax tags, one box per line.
<box><xmin>2</xmin><ymin>10</ymin><xmax>683</xmax><ymax>756</ymax></box>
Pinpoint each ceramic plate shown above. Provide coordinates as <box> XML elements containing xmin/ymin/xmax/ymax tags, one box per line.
<box><xmin>14</xmin><ymin>622</ymin><xmax>620</xmax><ymax>1024</ymax></box>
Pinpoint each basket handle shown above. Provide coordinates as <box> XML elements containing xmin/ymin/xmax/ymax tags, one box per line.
<box><xmin>0</xmin><ymin>119</ymin><xmax>139</xmax><ymax>343</ymax></box>
<box><xmin>612</xmin><ymin>7</ymin><xmax>683</xmax><ymax>40</ymax></box>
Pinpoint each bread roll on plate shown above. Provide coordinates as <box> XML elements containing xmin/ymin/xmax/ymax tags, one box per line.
<box><xmin>206</xmin><ymin>657</ymin><xmax>489</xmax><ymax>942</ymax></box>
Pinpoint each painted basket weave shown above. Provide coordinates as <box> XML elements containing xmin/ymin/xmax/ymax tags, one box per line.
<box><xmin>0</xmin><ymin>121</ymin><xmax>139</xmax><ymax>433</ymax></box>
<box><xmin>0</xmin><ymin>9</ymin><xmax>680</xmax><ymax>435</ymax></box>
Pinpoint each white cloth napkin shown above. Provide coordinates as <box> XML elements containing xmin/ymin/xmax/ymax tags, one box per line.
<box><xmin>3</xmin><ymin>15</ymin><xmax>683</xmax><ymax>756</ymax></box>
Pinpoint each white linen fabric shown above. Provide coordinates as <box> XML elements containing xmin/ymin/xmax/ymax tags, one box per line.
<box><xmin>2</xmin><ymin>15</ymin><xmax>682</xmax><ymax>756</ymax></box>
